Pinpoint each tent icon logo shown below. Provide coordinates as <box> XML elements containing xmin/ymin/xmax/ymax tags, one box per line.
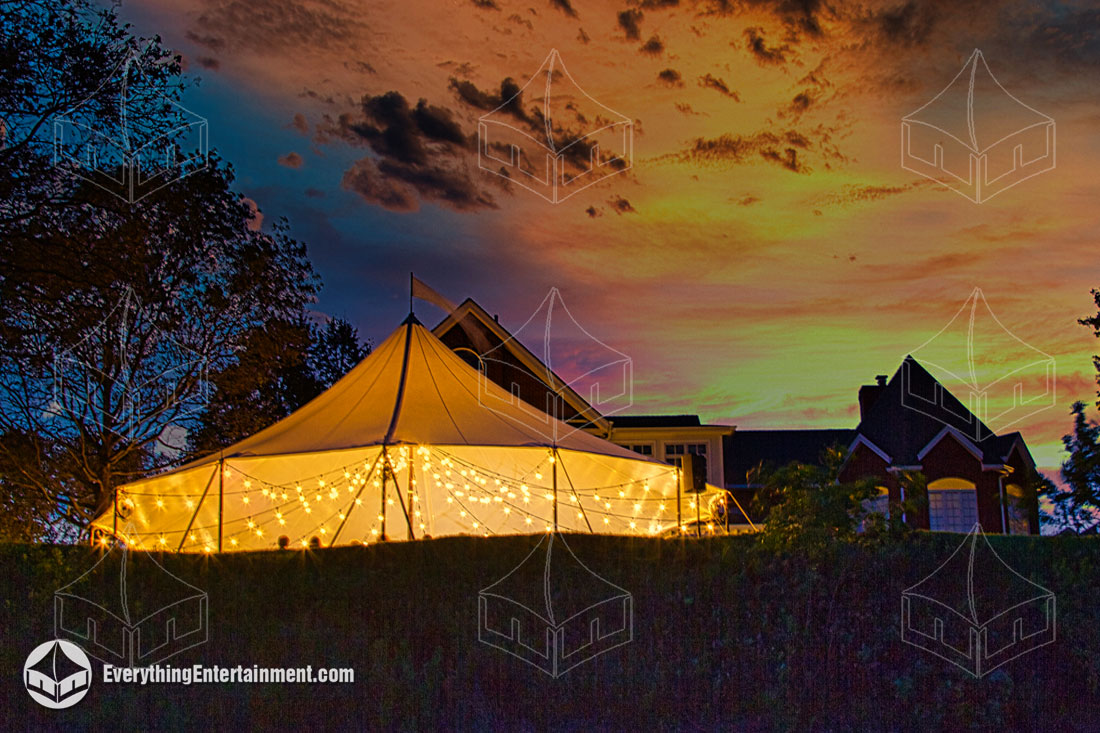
<box><xmin>478</xmin><ymin>49</ymin><xmax>633</xmax><ymax>204</ymax></box>
<box><xmin>902</xmin><ymin>287</ymin><xmax>1056</xmax><ymax>441</ymax></box>
<box><xmin>477</xmin><ymin>288</ymin><xmax>632</xmax><ymax>445</ymax></box>
<box><xmin>478</xmin><ymin>532</ymin><xmax>633</xmax><ymax>677</ymax></box>
<box><xmin>54</xmin><ymin>534</ymin><xmax>209</xmax><ymax>667</ymax></box>
<box><xmin>23</xmin><ymin>639</ymin><xmax>92</xmax><ymax>709</ymax></box>
<box><xmin>901</xmin><ymin>524</ymin><xmax>1056</xmax><ymax>678</ymax></box>
<box><xmin>52</xmin><ymin>53</ymin><xmax>209</xmax><ymax>204</ymax></box>
<box><xmin>901</xmin><ymin>49</ymin><xmax>1055</xmax><ymax>203</ymax></box>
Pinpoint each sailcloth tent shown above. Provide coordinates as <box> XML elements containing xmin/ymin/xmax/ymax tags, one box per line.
<box><xmin>92</xmin><ymin>316</ymin><xmax>714</xmax><ymax>552</ymax></box>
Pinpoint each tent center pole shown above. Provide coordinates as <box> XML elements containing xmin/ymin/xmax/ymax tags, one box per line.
<box><xmin>217</xmin><ymin>456</ymin><xmax>224</xmax><ymax>553</ymax></box>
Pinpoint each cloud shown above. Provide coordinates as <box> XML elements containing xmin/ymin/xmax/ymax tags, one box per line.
<box><xmin>323</xmin><ymin>90</ymin><xmax>500</xmax><ymax>212</ymax></box>
<box><xmin>549</xmin><ymin>0</ymin><xmax>578</xmax><ymax>18</ymax></box>
<box><xmin>669</xmin><ymin>129</ymin><xmax>828</xmax><ymax>172</ymax></box>
<box><xmin>278</xmin><ymin>152</ymin><xmax>304</xmax><ymax>168</ymax></box>
<box><xmin>657</xmin><ymin>68</ymin><xmax>683</xmax><ymax>86</ymax></box>
<box><xmin>196</xmin><ymin>56</ymin><xmax>220</xmax><ymax>70</ymax></box>
<box><xmin>242</xmin><ymin>197</ymin><xmax>263</xmax><ymax>231</ymax></box>
<box><xmin>698</xmin><ymin>73</ymin><xmax>741</xmax><ymax>101</ymax></box>
<box><xmin>742</xmin><ymin>27</ymin><xmax>790</xmax><ymax>65</ymax></box>
<box><xmin>585</xmin><ymin>206</ymin><xmax>602</xmax><ymax>217</ymax></box>
<box><xmin>187</xmin><ymin>0</ymin><xmax>366</xmax><ymax>54</ymax></box>
<box><xmin>675</xmin><ymin>102</ymin><xmax>703</xmax><ymax>115</ymax></box>
<box><xmin>735</xmin><ymin>195</ymin><xmax>760</xmax><ymax>206</ymax></box>
<box><xmin>640</xmin><ymin>35</ymin><xmax>664</xmax><ymax>56</ymax></box>
<box><xmin>618</xmin><ymin>9</ymin><xmax>644</xmax><ymax>40</ymax></box>
<box><xmin>609</xmin><ymin>196</ymin><xmax>636</xmax><ymax>214</ymax></box>
<box><xmin>471</xmin><ymin>0</ymin><xmax>499</xmax><ymax>8</ymax></box>
<box><xmin>815</xmin><ymin>180</ymin><xmax>932</xmax><ymax>207</ymax></box>
<box><xmin>290</xmin><ymin>113</ymin><xmax>309</xmax><ymax>134</ymax></box>
<box><xmin>305</xmin><ymin>187</ymin><xmax>325</xmax><ymax>198</ymax></box>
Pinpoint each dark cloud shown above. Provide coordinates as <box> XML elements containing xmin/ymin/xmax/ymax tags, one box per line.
<box><xmin>735</xmin><ymin>195</ymin><xmax>760</xmax><ymax>206</ymax></box>
<box><xmin>549</xmin><ymin>0</ymin><xmax>578</xmax><ymax>18</ymax></box>
<box><xmin>636</xmin><ymin>0</ymin><xmax>679</xmax><ymax>7</ymax></box>
<box><xmin>507</xmin><ymin>13</ymin><xmax>534</xmax><ymax>30</ymax></box>
<box><xmin>577</xmin><ymin>27</ymin><xmax>591</xmax><ymax>43</ymax></box>
<box><xmin>585</xmin><ymin>206</ymin><xmax>602</xmax><ymax>217</ymax></box>
<box><xmin>675</xmin><ymin>102</ymin><xmax>702</xmax><ymax>115</ymax></box>
<box><xmin>471</xmin><ymin>0</ymin><xmax>500</xmax><ymax>8</ymax></box>
<box><xmin>196</xmin><ymin>56</ymin><xmax>220</xmax><ymax>70</ymax></box>
<box><xmin>816</xmin><ymin>180</ymin><xmax>932</xmax><ymax>207</ymax></box>
<box><xmin>343</xmin><ymin>60</ymin><xmax>376</xmax><ymax>74</ymax></box>
<box><xmin>290</xmin><ymin>113</ymin><xmax>309</xmax><ymax>134</ymax></box>
<box><xmin>639</xmin><ymin>35</ymin><xmax>664</xmax><ymax>56</ymax></box>
<box><xmin>323</xmin><ymin>90</ymin><xmax>499</xmax><ymax>213</ymax></box>
<box><xmin>743</xmin><ymin>27</ymin><xmax>790</xmax><ymax>65</ymax></box>
<box><xmin>609</xmin><ymin>196</ymin><xmax>636</xmax><ymax>214</ymax></box>
<box><xmin>305</xmin><ymin>187</ymin><xmax>325</xmax><ymax>198</ymax></box>
<box><xmin>187</xmin><ymin>0</ymin><xmax>365</xmax><ymax>54</ymax></box>
<box><xmin>669</xmin><ymin>129</ymin><xmax>828</xmax><ymax>173</ymax></box>
<box><xmin>876</xmin><ymin>1</ymin><xmax>938</xmax><ymax>47</ymax></box>
<box><xmin>698</xmin><ymin>73</ymin><xmax>741</xmax><ymax>101</ymax></box>
<box><xmin>618</xmin><ymin>9</ymin><xmax>644</xmax><ymax>40</ymax></box>
<box><xmin>710</xmin><ymin>0</ymin><xmax>824</xmax><ymax>37</ymax></box>
<box><xmin>278</xmin><ymin>152</ymin><xmax>304</xmax><ymax>168</ymax></box>
<box><xmin>657</xmin><ymin>68</ymin><xmax>683</xmax><ymax>86</ymax></box>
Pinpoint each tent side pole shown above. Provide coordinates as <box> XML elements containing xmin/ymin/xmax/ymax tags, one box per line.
<box><xmin>177</xmin><ymin>467</ymin><xmax>218</xmax><ymax>552</ymax></box>
<box><xmin>552</xmin><ymin>448</ymin><xmax>558</xmax><ymax>532</ymax></box>
<box><xmin>217</xmin><ymin>456</ymin><xmax>224</xmax><ymax>553</ymax></box>
<box><xmin>331</xmin><ymin>452</ymin><xmax>382</xmax><ymax>545</ymax></box>
<box><xmin>555</xmin><ymin>450</ymin><xmax>592</xmax><ymax>532</ymax></box>
<box><xmin>676</xmin><ymin>463</ymin><xmax>682</xmax><ymax>535</ymax></box>
<box><xmin>407</xmin><ymin>460</ymin><xmax>415</xmax><ymax>540</ymax></box>
<box><xmin>381</xmin><ymin>447</ymin><xmax>388</xmax><ymax>540</ymax></box>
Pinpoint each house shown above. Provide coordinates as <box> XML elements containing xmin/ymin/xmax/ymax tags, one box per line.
<box><xmin>434</xmin><ymin>299</ymin><xmax>1042</xmax><ymax>535</ymax></box>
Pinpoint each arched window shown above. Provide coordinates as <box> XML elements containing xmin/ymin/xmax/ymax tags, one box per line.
<box><xmin>927</xmin><ymin>477</ymin><xmax>978</xmax><ymax>532</ymax></box>
<box><xmin>1006</xmin><ymin>483</ymin><xmax>1030</xmax><ymax>535</ymax></box>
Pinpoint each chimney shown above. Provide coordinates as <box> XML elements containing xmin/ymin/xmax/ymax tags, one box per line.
<box><xmin>858</xmin><ymin>375</ymin><xmax>888</xmax><ymax>422</ymax></box>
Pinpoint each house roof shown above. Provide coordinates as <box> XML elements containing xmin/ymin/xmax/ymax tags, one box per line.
<box><xmin>608</xmin><ymin>415</ymin><xmax>702</xmax><ymax>428</ymax></box>
<box><xmin>724</xmin><ymin>429</ymin><xmax>857</xmax><ymax>486</ymax></box>
<box><xmin>858</xmin><ymin>356</ymin><xmax>1031</xmax><ymax>466</ymax></box>
<box><xmin>433</xmin><ymin>296</ymin><xmax>611</xmax><ymax>434</ymax></box>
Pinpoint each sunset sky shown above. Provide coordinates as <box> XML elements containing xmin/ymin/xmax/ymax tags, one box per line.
<box><xmin>117</xmin><ymin>0</ymin><xmax>1100</xmax><ymax>477</ymax></box>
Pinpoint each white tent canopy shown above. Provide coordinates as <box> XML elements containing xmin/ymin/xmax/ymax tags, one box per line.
<box><xmin>93</xmin><ymin>317</ymin><xmax>714</xmax><ymax>551</ymax></box>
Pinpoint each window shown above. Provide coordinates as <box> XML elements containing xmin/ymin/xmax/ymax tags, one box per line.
<box><xmin>664</xmin><ymin>443</ymin><xmax>707</xmax><ymax>465</ymax></box>
<box><xmin>927</xmin><ymin>477</ymin><xmax>978</xmax><ymax>532</ymax></box>
<box><xmin>863</xmin><ymin>486</ymin><xmax>890</xmax><ymax>518</ymax></box>
<box><xmin>616</xmin><ymin>443</ymin><xmax>653</xmax><ymax>456</ymax></box>
<box><xmin>1006</xmin><ymin>484</ymin><xmax>1030</xmax><ymax>535</ymax></box>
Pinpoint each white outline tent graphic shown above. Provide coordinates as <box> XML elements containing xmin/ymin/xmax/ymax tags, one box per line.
<box><xmin>901</xmin><ymin>49</ymin><xmax>1054</xmax><ymax>203</ymax></box>
<box><xmin>55</xmin><ymin>535</ymin><xmax>208</xmax><ymax>666</ymax></box>
<box><xmin>478</xmin><ymin>531</ymin><xmax>632</xmax><ymax>677</ymax></box>
<box><xmin>478</xmin><ymin>49</ymin><xmax>633</xmax><ymax>203</ymax></box>
<box><xmin>477</xmin><ymin>288</ymin><xmax>632</xmax><ymax>443</ymax></box>
<box><xmin>53</xmin><ymin>54</ymin><xmax>209</xmax><ymax>203</ymax></box>
<box><xmin>903</xmin><ymin>287</ymin><xmax>1055</xmax><ymax>442</ymax></box>
<box><xmin>24</xmin><ymin>641</ymin><xmax>92</xmax><ymax>706</ymax></box>
<box><xmin>901</xmin><ymin>524</ymin><xmax>1055</xmax><ymax>678</ymax></box>
<box><xmin>89</xmin><ymin>316</ymin><xmax>713</xmax><ymax>550</ymax></box>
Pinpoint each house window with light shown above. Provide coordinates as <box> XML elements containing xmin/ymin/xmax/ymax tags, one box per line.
<box><xmin>927</xmin><ymin>477</ymin><xmax>979</xmax><ymax>532</ymax></box>
<box><xmin>664</xmin><ymin>443</ymin><xmax>706</xmax><ymax>465</ymax></box>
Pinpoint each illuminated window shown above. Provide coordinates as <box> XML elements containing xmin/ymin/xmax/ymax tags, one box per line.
<box><xmin>664</xmin><ymin>443</ymin><xmax>706</xmax><ymax>465</ymax></box>
<box><xmin>617</xmin><ymin>443</ymin><xmax>653</xmax><ymax>456</ymax></box>
<box><xmin>1006</xmin><ymin>483</ymin><xmax>1030</xmax><ymax>535</ymax></box>
<box><xmin>927</xmin><ymin>477</ymin><xmax>978</xmax><ymax>532</ymax></box>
